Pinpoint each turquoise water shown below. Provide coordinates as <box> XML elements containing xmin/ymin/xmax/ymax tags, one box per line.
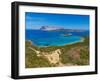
<box><xmin>33</xmin><ymin>36</ymin><xmax>82</xmax><ymax>47</ymax></box>
<box><xmin>26</xmin><ymin>30</ymin><xmax>88</xmax><ymax>47</ymax></box>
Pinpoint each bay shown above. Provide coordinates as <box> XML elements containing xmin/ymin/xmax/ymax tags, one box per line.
<box><xmin>25</xmin><ymin>30</ymin><xmax>89</xmax><ymax>47</ymax></box>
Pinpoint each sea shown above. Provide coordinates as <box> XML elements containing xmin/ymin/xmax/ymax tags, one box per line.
<box><xmin>25</xmin><ymin>30</ymin><xmax>89</xmax><ymax>47</ymax></box>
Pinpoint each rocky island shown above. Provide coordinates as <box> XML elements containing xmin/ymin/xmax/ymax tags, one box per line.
<box><xmin>40</xmin><ymin>26</ymin><xmax>88</xmax><ymax>32</ymax></box>
<box><xmin>40</xmin><ymin>26</ymin><xmax>64</xmax><ymax>31</ymax></box>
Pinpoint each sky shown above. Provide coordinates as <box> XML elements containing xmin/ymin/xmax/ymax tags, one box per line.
<box><xmin>25</xmin><ymin>12</ymin><xmax>89</xmax><ymax>30</ymax></box>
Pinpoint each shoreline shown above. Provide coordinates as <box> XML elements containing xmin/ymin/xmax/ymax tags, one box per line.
<box><xmin>26</xmin><ymin>37</ymin><xmax>84</xmax><ymax>47</ymax></box>
<box><xmin>63</xmin><ymin>37</ymin><xmax>84</xmax><ymax>46</ymax></box>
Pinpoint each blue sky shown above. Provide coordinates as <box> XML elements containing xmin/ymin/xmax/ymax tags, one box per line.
<box><xmin>25</xmin><ymin>12</ymin><xmax>89</xmax><ymax>30</ymax></box>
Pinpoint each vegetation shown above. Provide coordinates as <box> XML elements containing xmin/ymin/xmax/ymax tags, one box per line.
<box><xmin>25</xmin><ymin>36</ymin><xmax>89</xmax><ymax>68</ymax></box>
<box><xmin>25</xmin><ymin>41</ymin><xmax>51</xmax><ymax>68</ymax></box>
<box><xmin>60</xmin><ymin>36</ymin><xmax>89</xmax><ymax>65</ymax></box>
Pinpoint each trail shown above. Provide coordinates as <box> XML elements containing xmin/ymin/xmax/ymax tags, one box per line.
<box><xmin>28</xmin><ymin>47</ymin><xmax>64</xmax><ymax>66</ymax></box>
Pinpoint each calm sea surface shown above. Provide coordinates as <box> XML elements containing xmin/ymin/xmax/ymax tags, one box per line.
<box><xmin>25</xmin><ymin>30</ymin><xmax>89</xmax><ymax>47</ymax></box>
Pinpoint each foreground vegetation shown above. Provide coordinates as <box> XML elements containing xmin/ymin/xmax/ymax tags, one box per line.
<box><xmin>25</xmin><ymin>36</ymin><xmax>89</xmax><ymax>68</ymax></box>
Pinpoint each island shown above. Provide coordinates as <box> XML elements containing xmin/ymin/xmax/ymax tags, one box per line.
<box><xmin>40</xmin><ymin>26</ymin><xmax>64</xmax><ymax>31</ymax></box>
<box><xmin>40</xmin><ymin>26</ymin><xmax>87</xmax><ymax>32</ymax></box>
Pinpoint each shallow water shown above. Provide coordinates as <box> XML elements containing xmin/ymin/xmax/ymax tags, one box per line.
<box><xmin>25</xmin><ymin>30</ymin><xmax>89</xmax><ymax>47</ymax></box>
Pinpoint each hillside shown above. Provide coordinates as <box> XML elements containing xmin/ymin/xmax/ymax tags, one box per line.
<box><xmin>25</xmin><ymin>36</ymin><xmax>89</xmax><ymax>68</ymax></box>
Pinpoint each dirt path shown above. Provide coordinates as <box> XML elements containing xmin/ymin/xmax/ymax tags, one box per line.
<box><xmin>28</xmin><ymin>47</ymin><xmax>64</xmax><ymax>66</ymax></box>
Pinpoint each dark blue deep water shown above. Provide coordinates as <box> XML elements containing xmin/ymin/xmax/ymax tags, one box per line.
<box><xmin>25</xmin><ymin>30</ymin><xmax>89</xmax><ymax>47</ymax></box>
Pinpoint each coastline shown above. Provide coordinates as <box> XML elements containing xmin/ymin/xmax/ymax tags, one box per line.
<box><xmin>64</xmin><ymin>37</ymin><xmax>84</xmax><ymax>46</ymax></box>
<box><xmin>25</xmin><ymin>36</ymin><xmax>89</xmax><ymax>68</ymax></box>
<box><xmin>26</xmin><ymin>37</ymin><xmax>84</xmax><ymax>47</ymax></box>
